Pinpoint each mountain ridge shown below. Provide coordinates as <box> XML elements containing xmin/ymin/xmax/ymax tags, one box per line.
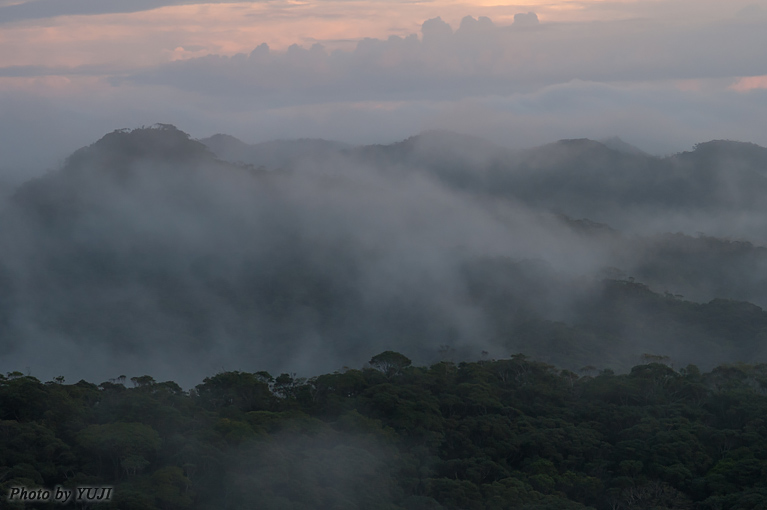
<box><xmin>3</xmin><ymin>124</ymin><xmax>767</xmax><ymax>385</ymax></box>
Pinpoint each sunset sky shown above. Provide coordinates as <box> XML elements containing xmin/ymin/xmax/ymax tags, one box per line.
<box><xmin>2</xmin><ymin>0</ymin><xmax>767</xmax><ymax>169</ymax></box>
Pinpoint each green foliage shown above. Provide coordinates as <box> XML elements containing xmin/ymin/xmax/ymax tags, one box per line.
<box><xmin>77</xmin><ymin>422</ymin><xmax>161</xmax><ymax>481</ymax></box>
<box><xmin>369</xmin><ymin>351</ymin><xmax>413</xmax><ymax>378</ymax></box>
<box><xmin>3</xmin><ymin>356</ymin><xmax>767</xmax><ymax>509</ymax></box>
<box><xmin>195</xmin><ymin>371</ymin><xmax>275</xmax><ymax>412</ymax></box>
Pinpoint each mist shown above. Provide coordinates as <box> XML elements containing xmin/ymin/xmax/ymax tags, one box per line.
<box><xmin>1</xmin><ymin>125</ymin><xmax>767</xmax><ymax>387</ymax></box>
<box><xmin>0</xmin><ymin>126</ymin><xmax>604</xmax><ymax>385</ymax></box>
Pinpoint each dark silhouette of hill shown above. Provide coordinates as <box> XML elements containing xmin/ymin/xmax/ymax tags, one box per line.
<box><xmin>676</xmin><ymin>139</ymin><xmax>767</xmax><ymax>167</ymax></box>
<box><xmin>341</xmin><ymin>132</ymin><xmax>767</xmax><ymax>238</ymax></box>
<box><xmin>666</xmin><ymin>140</ymin><xmax>767</xmax><ymax>210</ymax></box>
<box><xmin>70</xmin><ymin>123</ymin><xmax>214</xmax><ymax>166</ymax></box>
<box><xmin>11</xmin><ymin>124</ymin><xmax>227</xmax><ymax>228</ymax></box>
<box><xmin>202</xmin><ymin>131</ymin><xmax>767</xmax><ymax>227</ymax></box>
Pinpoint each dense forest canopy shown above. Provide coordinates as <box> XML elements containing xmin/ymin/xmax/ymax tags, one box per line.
<box><xmin>2</xmin><ymin>356</ymin><xmax>767</xmax><ymax>509</ymax></box>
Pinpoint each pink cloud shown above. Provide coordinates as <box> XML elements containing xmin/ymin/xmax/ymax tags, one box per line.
<box><xmin>730</xmin><ymin>75</ymin><xmax>767</xmax><ymax>92</ymax></box>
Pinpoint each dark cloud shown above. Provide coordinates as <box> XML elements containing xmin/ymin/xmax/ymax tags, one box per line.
<box><xmin>0</xmin><ymin>0</ymin><xmax>258</xmax><ymax>23</ymax></box>
<box><xmin>0</xmin><ymin>63</ymin><xmax>131</xmax><ymax>77</ymax></box>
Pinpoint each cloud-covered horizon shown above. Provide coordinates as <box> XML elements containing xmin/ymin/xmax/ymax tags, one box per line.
<box><xmin>1</xmin><ymin>3</ymin><xmax>767</xmax><ymax>170</ymax></box>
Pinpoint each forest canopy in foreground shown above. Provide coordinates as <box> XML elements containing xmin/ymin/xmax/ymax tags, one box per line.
<box><xmin>2</xmin><ymin>354</ymin><xmax>767</xmax><ymax>510</ymax></box>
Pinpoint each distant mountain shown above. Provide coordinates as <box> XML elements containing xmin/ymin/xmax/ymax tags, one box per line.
<box><xmin>3</xmin><ymin>124</ymin><xmax>767</xmax><ymax>386</ymax></box>
<box><xmin>352</xmin><ymin>130</ymin><xmax>509</xmax><ymax>164</ymax></box>
<box><xmin>343</xmin><ymin>132</ymin><xmax>767</xmax><ymax>238</ymax></box>
<box><xmin>199</xmin><ymin>133</ymin><xmax>252</xmax><ymax>163</ymax></box>
<box><xmin>200</xmin><ymin>134</ymin><xmax>350</xmax><ymax>169</ymax></box>
<box><xmin>11</xmin><ymin>124</ymin><xmax>231</xmax><ymax>229</ymax></box>
<box><xmin>677</xmin><ymin>139</ymin><xmax>767</xmax><ymax>167</ymax></box>
<box><xmin>598</xmin><ymin>136</ymin><xmax>647</xmax><ymax>156</ymax></box>
<box><xmin>200</xmin><ymin>130</ymin><xmax>767</xmax><ymax>230</ymax></box>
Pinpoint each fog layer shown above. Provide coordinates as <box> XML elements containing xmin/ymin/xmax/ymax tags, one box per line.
<box><xmin>2</xmin><ymin>125</ymin><xmax>767</xmax><ymax>386</ymax></box>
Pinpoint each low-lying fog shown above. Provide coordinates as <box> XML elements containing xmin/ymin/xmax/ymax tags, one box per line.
<box><xmin>2</xmin><ymin>125</ymin><xmax>767</xmax><ymax>387</ymax></box>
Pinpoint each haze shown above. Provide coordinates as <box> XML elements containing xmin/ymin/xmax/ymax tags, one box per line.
<box><xmin>2</xmin><ymin>0</ymin><xmax>767</xmax><ymax>172</ymax></box>
<box><xmin>2</xmin><ymin>1</ymin><xmax>767</xmax><ymax>387</ymax></box>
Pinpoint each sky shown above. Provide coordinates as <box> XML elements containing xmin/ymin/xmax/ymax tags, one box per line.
<box><xmin>1</xmin><ymin>0</ymin><xmax>767</xmax><ymax>170</ymax></box>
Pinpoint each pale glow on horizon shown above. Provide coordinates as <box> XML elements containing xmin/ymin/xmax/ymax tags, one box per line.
<box><xmin>0</xmin><ymin>0</ymin><xmax>700</xmax><ymax>69</ymax></box>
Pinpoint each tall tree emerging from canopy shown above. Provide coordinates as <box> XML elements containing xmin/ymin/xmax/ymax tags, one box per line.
<box><xmin>369</xmin><ymin>351</ymin><xmax>412</xmax><ymax>378</ymax></box>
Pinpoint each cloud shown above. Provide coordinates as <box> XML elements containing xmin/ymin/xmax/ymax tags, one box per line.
<box><xmin>419</xmin><ymin>80</ymin><xmax>767</xmax><ymax>155</ymax></box>
<box><xmin>513</xmin><ymin>11</ymin><xmax>538</xmax><ymax>27</ymax></box>
<box><xmin>730</xmin><ymin>74</ymin><xmax>767</xmax><ymax>91</ymax></box>
<box><xmin>736</xmin><ymin>3</ymin><xmax>766</xmax><ymax>18</ymax></box>
<box><xmin>0</xmin><ymin>63</ymin><xmax>129</xmax><ymax>77</ymax></box>
<box><xmin>421</xmin><ymin>16</ymin><xmax>453</xmax><ymax>44</ymax></box>
<box><xmin>2</xmin><ymin>12</ymin><xmax>767</xmax><ymax>169</ymax></box>
<box><xmin>0</xmin><ymin>123</ymin><xmax>622</xmax><ymax>385</ymax></box>
<box><xmin>4</xmin><ymin>121</ymin><xmax>767</xmax><ymax>385</ymax></box>
<box><xmin>112</xmin><ymin>13</ymin><xmax>767</xmax><ymax>110</ymax></box>
<box><xmin>0</xmin><ymin>0</ymin><xmax>248</xmax><ymax>23</ymax></box>
<box><xmin>4</xmin><ymin>2</ymin><xmax>767</xmax><ymax>384</ymax></box>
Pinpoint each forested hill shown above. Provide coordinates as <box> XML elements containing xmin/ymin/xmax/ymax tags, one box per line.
<box><xmin>2</xmin><ymin>355</ymin><xmax>767</xmax><ymax>509</ymax></box>
<box><xmin>1</xmin><ymin>125</ymin><xmax>767</xmax><ymax>386</ymax></box>
<box><xmin>205</xmin><ymin>131</ymin><xmax>767</xmax><ymax>237</ymax></box>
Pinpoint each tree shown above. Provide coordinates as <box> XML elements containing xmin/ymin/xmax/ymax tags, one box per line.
<box><xmin>130</xmin><ymin>375</ymin><xmax>156</xmax><ymax>388</ymax></box>
<box><xmin>77</xmin><ymin>422</ymin><xmax>161</xmax><ymax>481</ymax></box>
<box><xmin>195</xmin><ymin>371</ymin><xmax>274</xmax><ymax>411</ymax></box>
<box><xmin>369</xmin><ymin>351</ymin><xmax>412</xmax><ymax>378</ymax></box>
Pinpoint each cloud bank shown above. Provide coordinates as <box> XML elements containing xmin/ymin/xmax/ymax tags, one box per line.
<box><xmin>2</xmin><ymin>7</ymin><xmax>767</xmax><ymax>173</ymax></box>
<box><xmin>122</xmin><ymin>14</ymin><xmax>767</xmax><ymax>101</ymax></box>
